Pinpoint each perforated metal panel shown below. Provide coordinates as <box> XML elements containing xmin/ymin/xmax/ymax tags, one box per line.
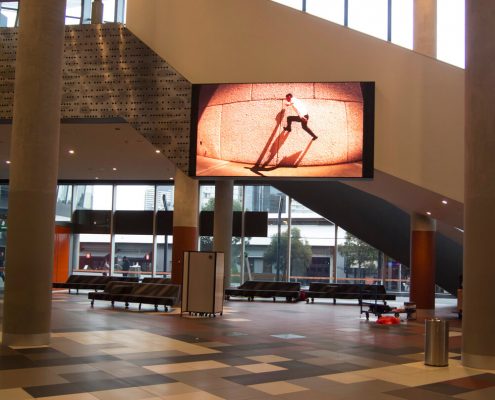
<box><xmin>0</xmin><ymin>24</ymin><xmax>192</xmax><ymax>173</ymax></box>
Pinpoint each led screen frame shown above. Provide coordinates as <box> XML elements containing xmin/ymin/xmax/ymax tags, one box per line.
<box><xmin>189</xmin><ymin>82</ymin><xmax>374</xmax><ymax>179</ymax></box>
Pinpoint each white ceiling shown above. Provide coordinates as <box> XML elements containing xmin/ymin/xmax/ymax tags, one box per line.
<box><xmin>0</xmin><ymin>121</ymin><xmax>177</xmax><ymax>182</ymax></box>
<box><xmin>346</xmin><ymin>170</ymin><xmax>464</xmax><ymax>244</ymax></box>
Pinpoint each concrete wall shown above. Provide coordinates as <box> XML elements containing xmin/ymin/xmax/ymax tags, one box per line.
<box><xmin>197</xmin><ymin>83</ymin><xmax>363</xmax><ymax>166</ymax></box>
<box><xmin>127</xmin><ymin>0</ymin><xmax>464</xmax><ymax>202</ymax></box>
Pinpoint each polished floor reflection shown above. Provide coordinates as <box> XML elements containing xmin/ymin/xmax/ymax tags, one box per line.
<box><xmin>1</xmin><ymin>291</ymin><xmax>493</xmax><ymax>399</ymax></box>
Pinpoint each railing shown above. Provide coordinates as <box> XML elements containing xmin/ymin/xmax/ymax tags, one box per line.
<box><xmin>71</xmin><ymin>268</ymin><xmax>171</xmax><ymax>278</ymax></box>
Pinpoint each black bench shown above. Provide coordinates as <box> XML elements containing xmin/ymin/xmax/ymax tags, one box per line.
<box><xmin>225</xmin><ymin>281</ymin><xmax>301</xmax><ymax>302</ymax></box>
<box><xmin>305</xmin><ymin>282</ymin><xmax>335</xmax><ymax>303</ymax></box>
<box><xmin>88</xmin><ymin>282</ymin><xmax>180</xmax><ymax>311</ymax></box>
<box><xmin>141</xmin><ymin>277</ymin><xmax>171</xmax><ymax>284</ymax></box>
<box><xmin>305</xmin><ymin>283</ymin><xmax>395</xmax><ymax>304</ymax></box>
<box><xmin>53</xmin><ymin>275</ymin><xmax>139</xmax><ymax>294</ymax></box>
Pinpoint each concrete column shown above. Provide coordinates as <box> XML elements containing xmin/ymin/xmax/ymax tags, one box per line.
<box><xmin>213</xmin><ymin>180</ymin><xmax>233</xmax><ymax>287</ymax></box>
<box><xmin>463</xmin><ymin>0</ymin><xmax>495</xmax><ymax>370</ymax></box>
<box><xmin>91</xmin><ymin>0</ymin><xmax>104</xmax><ymax>24</ymax></box>
<box><xmin>171</xmin><ymin>169</ymin><xmax>198</xmax><ymax>285</ymax></box>
<box><xmin>409</xmin><ymin>213</ymin><xmax>436</xmax><ymax>319</ymax></box>
<box><xmin>1</xmin><ymin>0</ymin><xmax>66</xmax><ymax>347</ymax></box>
<box><xmin>413</xmin><ymin>0</ymin><xmax>437</xmax><ymax>58</ymax></box>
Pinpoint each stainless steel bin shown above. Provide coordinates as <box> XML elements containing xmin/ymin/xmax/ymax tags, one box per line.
<box><xmin>425</xmin><ymin>318</ymin><xmax>449</xmax><ymax>366</ymax></box>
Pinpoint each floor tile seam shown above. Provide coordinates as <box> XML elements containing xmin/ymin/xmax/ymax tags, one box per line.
<box><xmin>0</xmin><ymin>362</ymin><xmax>102</xmax><ymax>375</ymax></box>
<box><xmin>21</xmin><ymin>374</ymin><xmax>178</xmax><ymax>397</ymax></box>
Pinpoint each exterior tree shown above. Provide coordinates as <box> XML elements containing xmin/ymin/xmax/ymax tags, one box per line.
<box><xmin>338</xmin><ymin>232</ymin><xmax>378</xmax><ymax>278</ymax></box>
<box><xmin>263</xmin><ymin>227</ymin><xmax>312</xmax><ymax>279</ymax></box>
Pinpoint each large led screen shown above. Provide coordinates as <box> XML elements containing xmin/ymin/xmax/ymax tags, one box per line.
<box><xmin>190</xmin><ymin>82</ymin><xmax>374</xmax><ymax>179</ymax></box>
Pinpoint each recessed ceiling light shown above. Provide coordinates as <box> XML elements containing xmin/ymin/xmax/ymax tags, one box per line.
<box><xmin>455</xmin><ymin>227</ymin><xmax>464</xmax><ymax>233</ymax></box>
<box><xmin>5</xmin><ymin>160</ymin><xmax>10</xmax><ymax>164</ymax></box>
<box><xmin>442</xmin><ymin>200</ymin><xmax>448</xmax><ymax>205</ymax></box>
<box><xmin>426</xmin><ymin>211</ymin><xmax>432</xmax><ymax>216</ymax></box>
<box><xmin>155</xmin><ymin>149</ymin><xmax>161</xmax><ymax>154</ymax></box>
<box><xmin>68</xmin><ymin>149</ymin><xmax>75</xmax><ymax>154</ymax></box>
<box><xmin>95</xmin><ymin>177</ymin><xmax>99</xmax><ymax>180</ymax></box>
<box><xmin>169</xmin><ymin>177</ymin><xmax>173</xmax><ymax>180</ymax></box>
<box><xmin>112</xmin><ymin>167</ymin><xmax>117</xmax><ymax>171</ymax></box>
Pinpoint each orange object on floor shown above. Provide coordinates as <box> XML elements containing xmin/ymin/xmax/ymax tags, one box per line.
<box><xmin>376</xmin><ymin>316</ymin><xmax>401</xmax><ymax>325</ymax></box>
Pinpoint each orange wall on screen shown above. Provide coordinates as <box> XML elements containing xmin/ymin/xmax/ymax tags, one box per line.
<box><xmin>53</xmin><ymin>225</ymin><xmax>71</xmax><ymax>283</ymax></box>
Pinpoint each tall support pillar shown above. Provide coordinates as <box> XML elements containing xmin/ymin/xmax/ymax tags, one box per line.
<box><xmin>463</xmin><ymin>1</ymin><xmax>495</xmax><ymax>370</ymax></box>
<box><xmin>171</xmin><ymin>170</ymin><xmax>198</xmax><ymax>285</ymax></box>
<box><xmin>413</xmin><ymin>0</ymin><xmax>437</xmax><ymax>58</ymax></box>
<box><xmin>91</xmin><ymin>0</ymin><xmax>104</xmax><ymax>24</ymax></box>
<box><xmin>409</xmin><ymin>213</ymin><xmax>436</xmax><ymax>319</ymax></box>
<box><xmin>1</xmin><ymin>0</ymin><xmax>67</xmax><ymax>347</ymax></box>
<box><xmin>213</xmin><ymin>180</ymin><xmax>233</xmax><ymax>288</ymax></box>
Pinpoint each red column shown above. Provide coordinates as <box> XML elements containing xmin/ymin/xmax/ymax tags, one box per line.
<box><xmin>409</xmin><ymin>213</ymin><xmax>436</xmax><ymax>319</ymax></box>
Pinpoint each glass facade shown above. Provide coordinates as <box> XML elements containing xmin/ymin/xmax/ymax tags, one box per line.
<box><xmin>195</xmin><ymin>184</ymin><xmax>409</xmax><ymax>292</ymax></box>
<box><xmin>72</xmin><ymin>185</ymin><xmax>112</xmax><ymax>274</ymax></box>
<box><xmin>0</xmin><ymin>181</ymin><xmax>414</xmax><ymax>293</ymax></box>
<box><xmin>114</xmin><ymin>234</ymin><xmax>153</xmax><ymax>278</ymax></box>
<box><xmin>113</xmin><ymin>185</ymin><xmax>155</xmax><ymax>277</ymax></box>
<box><xmin>271</xmin><ymin>0</ymin><xmax>465</xmax><ymax>67</ymax></box>
<box><xmin>306</xmin><ymin>0</ymin><xmax>345</xmax><ymax>25</ymax></box>
<box><xmin>0</xmin><ymin>0</ymin><xmax>126</xmax><ymax>28</ymax></box>
<box><xmin>0</xmin><ymin>2</ymin><xmax>19</xmax><ymax>27</ymax></box>
<box><xmin>61</xmin><ymin>184</ymin><xmax>175</xmax><ymax>277</ymax></box>
<box><xmin>0</xmin><ymin>1</ymin><xmax>466</xmax><ymax>67</ymax></box>
<box><xmin>77</xmin><ymin>233</ymin><xmax>111</xmax><ymax>272</ymax></box>
<box><xmin>66</xmin><ymin>0</ymin><xmax>83</xmax><ymax>25</ymax></box>
<box><xmin>437</xmin><ymin>0</ymin><xmax>465</xmax><ymax>68</ymax></box>
<box><xmin>272</xmin><ymin>0</ymin><xmax>302</xmax><ymax>11</ymax></box>
<box><xmin>348</xmin><ymin>0</ymin><xmax>389</xmax><ymax>41</ymax></box>
<box><xmin>390</xmin><ymin>0</ymin><xmax>413</xmax><ymax>49</ymax></box>
<box><xmin>290</xmin><ymin>199</ymin><xmax>333</xmax><ymax>285</ymax></box>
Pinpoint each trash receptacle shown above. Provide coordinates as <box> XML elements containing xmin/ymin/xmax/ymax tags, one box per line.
<box><xmin>425</xmin><ymin>318</ymin><xmax>449</xmax><ymax>366</ymax></box>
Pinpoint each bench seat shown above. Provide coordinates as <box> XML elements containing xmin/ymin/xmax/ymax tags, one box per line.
<box><xmin>225</xmin><ymin>281</ymin><xmax>301</xmax><ymax>302</ymax></box>
<box><xmin>53</xmin><ymin>275</ymin><xmax>139</xmax><ymax>293</ymax></box>
<box><xmin>305</xmin><ymin>283</ymin><xmax>395</xmax><ymax>304</ymax></box>
<box><xmin>88</xmin><ymin>282</ymin><xmax>180</xmax><ymax>311</ymax></box>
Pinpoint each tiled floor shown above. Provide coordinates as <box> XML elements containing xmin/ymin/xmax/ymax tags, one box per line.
<box><xmin>0</xmin><ymin>291</ymin><xmax>493</xmax><ymax>399</ymax></box>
